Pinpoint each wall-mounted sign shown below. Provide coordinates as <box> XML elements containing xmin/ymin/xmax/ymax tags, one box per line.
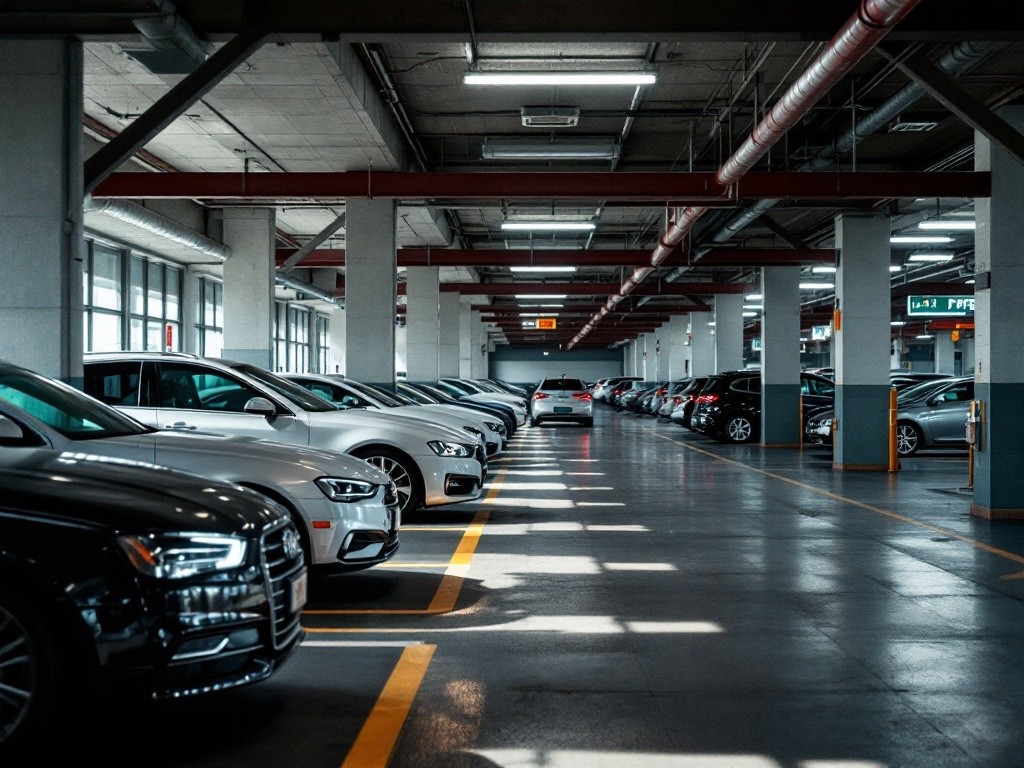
<box><xmin>537</xmin><ymin>318</ymin><xmax>557</xmax><ymax>330</ymax></box>
<box><xmin>907</xmin><ymin>295</ymin><xmax>975</xmax><ymax>317</ymax></box>
<box><xmin>811</xmin><ymin>325</ymin><xmax>832</xmax><ymax>341</ymax></box>
<box><xmin>165</xmin><ymin>323</ymin><xmax>174</xmax><ymax>351</ymax></box>
<box><xmin>751</xmin><ymin>337</ymin><xmax>762</xmax><ymax>351</ymax></box>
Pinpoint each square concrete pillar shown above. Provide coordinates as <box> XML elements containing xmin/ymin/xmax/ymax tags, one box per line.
<box><xmin>405</xmin><ymin>266</ymin><xmax>440</xmax><ymax>381</ymax></box>
<box><xmin>834</xmin><ymin>214</ymin><xmax>892</xmax><ymax>470</ymax></box>
<box><xmin>222</xmin><ymin>208</ymin><xmax>275</xmax><ymax>369</ymax></box>
<box><xmin>714</xmin><ymin>294</ymin><xmax>744</xmax><ymax>373</ymax></box>
<box><xmin>934</xmin><ymin>332</ymin><xmax>956</xmax><ymax>375</ymax></box>
<box><xmin>656</xmin><ymin>325</ymin><xmax>670</xmax><ymax>380</ymax></box>
<box><xmin>689</xmin><ymin>315</ymin><xmax>716</xmax><ymax>376</ymax></box>
<box><xmin>761</xmin><ymin>267</ymin><xmax>801</xmax><ymax>446</ymax></box>
<box><xmin>973</xmin><ymin>106</ymin><xmax>1024</xmax><ymax>518</ymax></box>
<box><xmin>344</xmin><ymin>199</ymin><xmax>397</xmax><ymax>385</ymax></box>
<box><xmin>439</xmin><ymin>292</ymin><xmax>460</xmax><ymax>377</ymax></box>
<box><xmin>0</xmin><ymin>40</ymin><xmax>84</xmax><ymax>381</ymax></box>
<box><xmin>668</xmin><ymin>315</ymin><xmax>689</xmax><ymax>380</ymax></box>
<box><xmin>471</xmin><ymin>311</ymin><xmax>487</xmax><ymax>378</ymax></box>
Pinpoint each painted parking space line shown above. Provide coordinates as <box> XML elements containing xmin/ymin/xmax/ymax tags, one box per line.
<box><xmin>304</xmin><ymin>469</ymin><xmax>505</xmax><ymax>616</ymax></box>
<box><xmin>303</xmin><ymin>640</ymin><xmax>426</xmax><ymax>648</ymax></box>
<box><xmin>649</xmin><ymin>430</ymin><xmax>1024</xmax><ymax>568</ymax></box>
<box><xmin>339</xmin><ymin>644</ymin><xmax>437</xmax><ymax>768</ymax></box>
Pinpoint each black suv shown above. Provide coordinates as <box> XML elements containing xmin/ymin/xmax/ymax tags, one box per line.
<box><xmin>690</xmin><ymin>371</ymin><xmax>835</xmax><ymax>443</ymax></box>
<box><xmin>0</xmin><ymin>452</ymin><xmax>306</xmax><ymax>752</ymax></box>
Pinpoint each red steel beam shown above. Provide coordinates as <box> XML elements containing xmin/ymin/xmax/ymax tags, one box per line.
<box><xmin>693</xmin><ymin>248</ymin><xmax>835</xmax><ymax>266</ymax></box>
<box><xmin>274</xmin><ymin>248</ymin><xmax>689</xmax><ymax>268</ymax></box>
<box><xmin>92</xmin><ymin>171</ymin><xmax>990</xmax><ymax>202</ymax></box>
<box><xmin>426</xmin><ymin>282</ymin><xmax>750</xmax><ymax>296</ymax></box>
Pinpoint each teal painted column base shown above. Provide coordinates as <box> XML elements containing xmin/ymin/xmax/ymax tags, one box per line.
<box><xmin>972</xmin><ymin>383</ymin><xmax>1024</xmax><ymax>518</ymax></box>
<box><xmin>761</xmin><ymin>383</ymin><xmax>802</xmax><ymax>446</ymax></box>
<box><xmin>834</xmin><ymin>384</ymin><xmax>890</xmax><ymax>470</ymax></box>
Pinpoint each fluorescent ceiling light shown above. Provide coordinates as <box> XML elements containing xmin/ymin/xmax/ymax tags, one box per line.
<box><xmin>509</xmin><ymin>266</ymin><xmax>577</xmax><ymax>273</ymax></box>
<box><xmin>799</xmin><ymin>337</ymin><xmax>809</xmax><ymax>342</ymax></box>
<box><xmin>891</xmin><ymin>321</ymin><xmax>906</xmax><ymax>326</ymax></box>
<box><xmin>742</xmin><ymin>311</ymin><xmax>758</xmax><ymax>317</ymax></box>
<box><xmin>743</xmin><ymin>304</ymin><xmax>763</xmax><ymax>310</ymax></box>
<box><xmin>707</xmin><ymin>321</ymin><xmax>716</xmax><ymax>327</ymax></box>
<box><xmin>890</xmin><ymin>235</ymin><xmax>953</xmax><ymax>245</ymax></box>
<box><xmin>800</xmin><ymin>281</ymin><xmax>834</xmax><ymax>290</ymax></box>
<box><xmin>518</xmin><ymin>303</ymin><xmax>564</xmax><ymax>307</ymax></box>
<box><xmin>907</xmin><ymin>252</ymin><xmax>954</xmax><ymax>262</ymax></box>
<box><xmin>519</xmin><ymin>313</ymin><xmax>560</xmax><ymax>317</ymax></box>
<box><xmin>521</xmin><ymin>321</ymin><xmax>536</xmax><ymax>327</ymax></box>
<box><xmin>483</xmin><ymin>136</ymin><xmax>620</xmax><ymax>160</ymax></box>
<box><xmin>465</xmin><ymin>71</ymin><xmax>657</xmax><ymax>86</ymax></box>
<box><xmin>889</xmin><ymin>265</ymin><xmax>903</xmax><ymax>272</ymax></box>
<box><xmin>916</xmin><ymin>334</ymin><xmax>935</xmax><ymax>339</ymax></box>
<box><xmin>811</xmin><ymin>266</ymin><xmax>837</xmax><ymax>274</ymax></box>
<box><xmin>516</xmin><ymin>294</ymin><xmax>568</xmax><ymax>299</ymax></box>
<box><xmin>502</xmin><ymin>221</ymin><xmax>596</xmax><ymax>232</ymax></box>
<box><xmin>966</xmin><ymin>279</ymin><xmax>976</xmax><ymax>284</ymax></box>
<box><xmin>745</xmin><ymin>293</ymin><xmax>762</xmax><ymax>301</ymax></box>
<box><xmin>919</xmin><ymin>220</ymin><xmax>975</xmax><ymax>231</ymax></box>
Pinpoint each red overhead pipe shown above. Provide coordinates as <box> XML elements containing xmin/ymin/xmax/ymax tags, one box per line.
<box><xmin>569</xmin><ymin>0</ymin><xmax>924</xmax><ymax>349</ymax></box>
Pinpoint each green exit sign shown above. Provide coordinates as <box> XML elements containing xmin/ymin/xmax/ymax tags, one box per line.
<box><xmin>907</xmin><ymin>295</ymin><xmax>975</xmax><ymax>317</ymax></box>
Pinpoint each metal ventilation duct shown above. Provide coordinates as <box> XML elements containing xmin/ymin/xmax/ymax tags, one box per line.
<box><xmin>83</xmin><ymin>197</ymin><xmax>230</xmax><ymax>261</ymax></box>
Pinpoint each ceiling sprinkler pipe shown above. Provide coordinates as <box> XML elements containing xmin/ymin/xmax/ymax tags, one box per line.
<box><xmin>567</xmin><ymin>0</ymin><xmax>923</xmax><ymax>349</ymax></box>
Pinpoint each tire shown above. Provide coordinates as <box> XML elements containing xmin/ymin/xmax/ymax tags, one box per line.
<box><xmin>580</xmin><ymin>417</ymin><xmax>593</xmax><ymax>428</ymax></box>
<box><xmin>723</xmin><ymin>415</ymin><xmax>756</xmax><ymax>444</ymax></box>
<box><xmin>529</xmin><ymin>417</ymin><xmax>539</xmax><ymax>428</ymax></box>
<box><xmin>0</xmin><ymin>591</ymin><xmax>60</xmax><ymax>754</ymax></box>
<box><xmin>897</xmin><ymin>422</ymin><xmax>922</xmax><ymax>457</ymax></box>
<box><xmin>352</xmin><ymin>447</ymin><xmax>423</xmax><ymax>516</ymax></box>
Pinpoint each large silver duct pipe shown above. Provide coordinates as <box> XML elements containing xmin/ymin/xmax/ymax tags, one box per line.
<box><xmin>132</xmin><ymin>0</ymin><xmax>208</xmax><ymax>69</ymax></box>
<box><xmin>274</xmin><ymin>272</ymin><xmax>344</xmax><ymax>307</ymax></box>
<box><xmin>84</xmin><ymin>197</ymin><xmax>230</xmax><ymax>261</ymax></box>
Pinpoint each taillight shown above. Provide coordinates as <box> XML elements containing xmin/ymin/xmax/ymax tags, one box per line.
<box><xmin>534</xmin><ymin>392</ymin><xmax>549</xmax><ymax>400</ymax></box>
<box><xmin>572</xmin><ymin>392</ymin><xmax>592</xmax><ymax>401</ymax></box>
<box><xmin>612</xmin><ymin>388</ymin><xmax>622</xmax><ymax>396</ymax></box>
<box><xmin>673</xmin><ymin>396</ymin><xmax>683</xmax><ymax>404</ymax></box>
<box><xmin>696</xmin><ymin>394</ymin><xmax>719</xmax><ymax>404</ymax></box>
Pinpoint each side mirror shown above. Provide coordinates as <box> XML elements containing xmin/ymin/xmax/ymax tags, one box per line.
<box><xmin>243</xmin><ymin>397</ymin><xmax>277</xmax><ymax>418</ymax></box>
<box><xmin>0</xmin><ymin>414</ymin><xmax>24</xmax><ymax>441</ymax></box>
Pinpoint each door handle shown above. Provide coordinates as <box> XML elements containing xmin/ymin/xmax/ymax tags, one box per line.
<box><xmin>165</xmin><ymin>422</ymin><xmax>198</xmax><ymax>430</ymax></box>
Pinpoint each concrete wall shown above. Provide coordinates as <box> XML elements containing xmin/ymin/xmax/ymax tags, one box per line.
<box><xmin>489</xmin><ymin>346</ymin><xmax>623</xmax><ymax>386</ymax></box>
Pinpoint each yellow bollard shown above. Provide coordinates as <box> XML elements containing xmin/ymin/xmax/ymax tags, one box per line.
<box><xmin>888</xmin><ymin>386</ymin><xmax>899</xmax><ymax>473</ymax></box>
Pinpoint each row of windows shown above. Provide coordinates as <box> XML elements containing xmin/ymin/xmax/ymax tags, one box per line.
<box><xmin>82</xmin><ymin>240</ymin><xmax>331</xmax><ymax>373</ymax></box>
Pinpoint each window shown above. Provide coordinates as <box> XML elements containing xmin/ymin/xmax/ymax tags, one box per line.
<box><xmin>82</xmin><ymin>242</ymin><xmax>125</xmax><ymax>352</ymax></box>
<box><xmin>540</xmin><ymin>378</ymin><xmax>586</xmax><ymax>391</ymax></box>
<box><xmin>272</xmin><ymin>302</ymin><xmax>315</xmax><ymax>373</ymax></box>
<box><xmin>801</xmin><ymin>376</ymin><xmax>835</xmax><ymax>397</ymax></box>
<box><xmin>156</xmin><ymin>363</ymin><xmax>261</xmax><ymax>413</ymax></box>
<box><xmin>130</xmin><ymin>257</ymin><xmax>182</xmax><ymax>352</ymax></box>
<box><xmin>196</xmin><ymin>278</ymin><xmax>224</xmax><ymax>357</ymax></box>
<box><xmin>730</xmin><ymin>376</ymin><xmax>760</xmax><ymax>394</ymax></box>
<box><xmin>315</xmin><ymin>315</ymin><xmax>330</xmax><ymax>374</ymax></box>
<box><xmin>83</xmin><ymin>362</ymin><xmax>145</xmax><ymax>407</ymax></box>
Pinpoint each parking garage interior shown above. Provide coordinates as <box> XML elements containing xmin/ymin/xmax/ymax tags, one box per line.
<box><xmin>4</xmin><ymin>1</ymin><xmax>1024</xmax><ymax>765</ymax></box>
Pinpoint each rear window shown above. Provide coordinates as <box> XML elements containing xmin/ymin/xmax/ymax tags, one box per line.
<box><xmin>540</xmin><ymin>378</ymin><xmax>586</xmax><ymax>391</ymax></box>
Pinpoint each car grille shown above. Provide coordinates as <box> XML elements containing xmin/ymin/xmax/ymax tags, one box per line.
<box><xmin>261</xmin><ymin>519</ymin><xmax>305</xmax><ymax>650</ymax></box>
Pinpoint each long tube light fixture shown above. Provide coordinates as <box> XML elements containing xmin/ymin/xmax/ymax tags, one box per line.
<box><xmin>890</xmin><ymin>235</ymin><xmax>953</xmax><ymax>244</ymax></box>
<box><xmin>509</xmin><ymin>266</ymin><xmax>578</xmax><ymax>273</ymax></box>
<box><xmin>907</xmin><ymin>252</ymin><xmax>954</xmax><ymax>262</ymax></box>
<box><xmin>800</xmin><ymin>281</ymin><xmax>834</xmax><ymax>290</ymax></box>
<box><xmin>501</xmin><ymin>221</ymin><xmax>596</xmax><ymax>232</ymax></box>
<box><xmin>465</xmin><ymin>71</ymin><xmax>656</xmax><ymax>86</ymax></box>
<box><xmin>483</xmin><ymin>136</ymin><xmax>621</xmax><ymax>160</ymax></box>
<box><xmin>919</xmin><ymin>220</ymin><xmax>975</xmax><ymax>231</ymax></box>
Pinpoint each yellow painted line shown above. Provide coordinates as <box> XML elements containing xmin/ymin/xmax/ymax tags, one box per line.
<box><xmin>339</xmin><ymin>644</ymin><xmax>436</xmax><ymax>768</ymax></box>
<box><xmin>399</xmin><ymin>526</ymin><xmax>471</xmax><ymax>532</ymax></box>
<box><xmin>377</xmin><ymin>563</ymin><xmax>453</xmax><ymax>569</ymax></box>
<box><xmin>649</xmin><ymin>431</ymin><xmax>1024</xmax><ymax>568</ymax></box>
<box><xmin>305</xmin><ymin>469</ymin><xmax>505</xmax><ymax>616</ymax></box>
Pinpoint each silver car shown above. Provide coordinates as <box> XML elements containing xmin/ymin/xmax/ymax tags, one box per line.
<box><xmin>0</xmin><ymin>362</ymin><xmax>399</xmax><ymax>572</ymax></box>
<box><xmin>530</xmin><ymin>375</ymin><xmax>594</xmax><ymax>427</ymax></box>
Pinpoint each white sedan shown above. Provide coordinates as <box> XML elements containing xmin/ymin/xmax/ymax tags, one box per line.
<box><xmin>83</xmin><ymin>353</ymin><xmax>485</xmax><ymax>518</ymax></box>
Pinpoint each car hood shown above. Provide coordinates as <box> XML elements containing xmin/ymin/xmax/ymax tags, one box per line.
<box><xmin>309</xmin><ymin>407</ymin><xmax>473</xmax><ymax>442</ymax></box>
<box><xmin>388</xmin><ymin>406</ymin><xmax>485</xmax><ymax>436</ymax></box>
<box><xmin>0</xmin><ymin>449</ymin><xmax>287</xmax><ymax>534</ymax></box>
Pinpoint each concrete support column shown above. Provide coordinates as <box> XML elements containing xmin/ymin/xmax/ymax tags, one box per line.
<box><xmin>633</xmin><ymin>338</ymin><xmax>644</xmax><ymax>378</ymax></box>
<box><xmin>471</xmin><ymin>312</ymin><xmax>488</xmax><ymax>378</ymax></box>
<box><xmin>934</xmin><ymin>332</ymin><xmax>956</xmax><ymax>375</ymax></box>
<box><xmin>973</xmin><ymin>106</ymin><xmax>1024</xmax><ymax>518</ymax></box>
<box><xmin>0</xmin><ymin>40</ymin><xmax>84</xmax><ymax>381</ymax></box>
<box><xmin>668</xmin><ymin>315</ymin><xmax>689</xmax><ymax>379</ymax></box>
<box><xmin>222</xmin><ymin>208</ymin><xmax>275</xmax><ymax>369</ymax></box>
<box><xmin>714</xmin><ymin>294</ymin><xmax>744</xmax><ymax>373</ymax></box>
<box><xmin>344</xmin><ymin>199</ymin><xmax>396</xmax><ymax>385</ymax></box>
<box><xmin>623</xmin><ymin>342</ymin><xmax>634</xmax><ymax>376</ymax></box>
<box><xmin>439</xmin><ymin>292</ymin><xmax>460</xmax><ymax>377</ymax></box>
<box><xmin>459</xmin><ymin>304</ymin><xmax>472</xmax><ymax>378</ymax></box>
<box><xmin>834</xmin><ymin>214</ymin><xmax>891</xmax><ymax>470</ymax></box>
<box><xmin>656</xmin><ymin>326</ymin><xmax>670</xmax><ymax>380</ymax></box>
<box><xmin>405</xmin><ymin>266</ymin><xmax>439</xmax><ymax>381</ymax></box>
<box><xmin>760</xmin><ymin>268</ymin><xmax>802</xmax><ymax>446</ymax></box>
<box><xmin>890</xmin><ymin>337</ymin><xmax>903</xmax><ymax>372</ymax></box>
<box><xmin>689</xmin><ymin>315</ymin><xmax>716</xmax><ymax>376</ymax></box>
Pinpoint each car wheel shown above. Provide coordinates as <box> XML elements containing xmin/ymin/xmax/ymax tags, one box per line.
<box><xmin>724</xmin><ymin>415</ymin><xmax>756</xmax><ymax>443</ymax></box>
<box><xmin>352</xmin><ymin>448</ymin><xmax>423</xmax><ymax>516</ymax></box>
<box><xmin>580</xmin><ymin>418</ymin><xmax>593</xmax><ymax>428</ymax></box>
<box><xmin>529</xmin><ymin>417</ymin><xmax>539</xmax><ymax>427</ymax></box>
<box><xmin>897</xmin><ymin>422</ymin><xmax>922</xmax><ymax>457</ymax></box>
<box><xmin>0</xmin><ymin>592</ymin><xmax>60</xmax><ymax>753</ymax></box>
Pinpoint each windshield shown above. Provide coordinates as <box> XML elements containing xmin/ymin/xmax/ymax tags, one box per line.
<box><xmin>433</xmin><ymin>381</ymin><xmax>470</xmax><ymax>397</ymax></box>
<box><xmin>399</xmin><ymin>385</ymin><xmax>439</xmax><ymax>405</ymax></box>
<box><xmin>345</xmin><ymin>380</ymin><xmax>405</xmax><ymax>408</ymax></box>
<box><xmin>0</xmin><ymin>368</ymin><xmax>151</xmax><ymax>440</ymax></box>
<box><xmin>368</xmin><ymin>384</ymin><xmax>418</xmax><ymax>406</ymax></box>
<box><xmin>232</xmin><ymin>365</ymin><xmax>336</xmax><ymax>412</ymax></box>
<box><xmin>472</xmin><ymin>381</ymin><xmax>503</xmax><ymax>393</ymax></box>
<box><xmin>447</xmin><ymin>379</ymin><xmax>485</xmax><ymax>394</ymax></box>
<box><xmin>898</xmin><ymin>380</ymin><xmax>947</xmax><ymax>404</ymax></box>
<box><xmin>540</xmin><ymin>378</ymin><xmax>586</xmax><ymax>391</ymax></box>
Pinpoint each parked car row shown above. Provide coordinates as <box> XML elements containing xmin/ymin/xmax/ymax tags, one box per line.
<box><xmin>0</xmin><ymin>354</ymin><xmax>528</xmax><ymax>751</ymax></box>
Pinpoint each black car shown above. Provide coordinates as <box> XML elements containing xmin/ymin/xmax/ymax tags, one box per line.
<box><xmin>691</xmin><ymin>371</ymin><xmax>835</xmax><ymax>443</ymax></box>
<box><xmin>0</xmin><ymin>451</ymin><xmax>306</xmax><ymax>752</ymax></box>
<box><xmin>667</xmin><ymin>377</ymin><xmax>710</xmax><ymax>427</ymax></box>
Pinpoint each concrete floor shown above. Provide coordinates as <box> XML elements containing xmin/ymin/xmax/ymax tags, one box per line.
<box><xmin>50</xmin><ymin>407</ymin><xmax>1024</xmax><ymax>767</ymax></box>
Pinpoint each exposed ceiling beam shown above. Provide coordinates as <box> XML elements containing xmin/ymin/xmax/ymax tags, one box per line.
<box><xmin>417</xmin><ymin>282</ymin><xmax>751</xmax><ymax>296</ymax></box>
<box><xmin>83</xmin><ymin>24</ymin><xmax>268</xmax><ymax>193</ymax></box>
<box><xmin>91</xmin><ymin>171</ymin><xmax>991</xmax><ymax>202</ymax></box>
<box><xmin>879</xmin><ymin>44</ymin><xmax>1024</xmax><ymax>168</ymax></box>
<box><xmin>278</xmin><ymin>211</ymin><xmax>346</xmax><ymax>272</ymax></box>
<box><xmin>275</xmin><ymin>248</ymin><xmax>689</xmax><ymax>268</ymax></box>
<box><xmin>757</xmin><ymin>214</ymin><xmax>813</xmax><ymax>250</ymax></box>
<box><xmin>692</xmin><ymin>248</ymin><xmax>834</xmax><ymax>267</ymax></box>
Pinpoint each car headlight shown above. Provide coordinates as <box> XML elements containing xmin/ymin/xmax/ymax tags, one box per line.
<box><xmin>483</xmin><ymin>421</ymin><xmax>505</xmax><ymax>435</ymax></box>
<box><xmin>463</xmin><ymin>426</ymin><xmax>483</xmax><ymax>439</ymax></box>
<box><xmin>316</xmin><ymin>477</ymin><xmax>379</xmax><ymax>503</ymax></box>
<box><xmin>821</xmin><ymin>418</ymin><xmax>833</xmax><ymax>428</ymax></box>
<box><xmin>118</xmin><ymin>533</ymin><xmax>247</xmax><ymax>579</ymax></box>
<box><xmin>428</xmin><ymin>440</ymin><xmax>473</xmax><ymax>457</ymax></box>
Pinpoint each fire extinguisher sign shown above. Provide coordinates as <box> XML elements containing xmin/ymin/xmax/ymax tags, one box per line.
<box><xmin>165</xmin><ymin>324</ymin><xmax>174</xmax><ymax>351</ymax></box>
